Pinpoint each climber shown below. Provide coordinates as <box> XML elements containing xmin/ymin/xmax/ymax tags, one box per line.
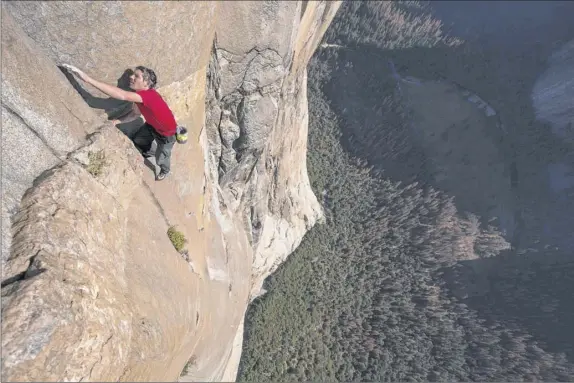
<box><xmin>63</xmin><ymin>64</ymin><xmax>177</xmax><ymax>181</ymax></box>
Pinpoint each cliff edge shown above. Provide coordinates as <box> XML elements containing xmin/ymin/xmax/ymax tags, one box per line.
<box><xmin>1</xmin><ymin>1</ymin><xmax>340</xmax><ymax>381</ymax></box>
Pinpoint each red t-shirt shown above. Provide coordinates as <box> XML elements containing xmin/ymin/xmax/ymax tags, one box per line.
<box><xmin>135</xmin><ymin>89</ymin><xmax>177</xmax><ymax>136</ymax></box>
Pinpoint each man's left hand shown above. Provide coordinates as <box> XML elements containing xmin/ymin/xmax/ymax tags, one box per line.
<box><xmin>62</xmin><ymin>64</ymin><xmax>90</xmax><ymax>82</ymax></box>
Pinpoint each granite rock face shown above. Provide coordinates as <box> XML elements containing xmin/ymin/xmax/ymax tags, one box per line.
<box><xmin>1</xmin><ymin>7</ymin><xmax>101</xmax><ymax>270</ymax></box>
<box><xmin>3</xmin><ymin>1</ymin><xmax>217</xmax><ymax>86</ymax></box>
<box><xmin>206</xmin><ymin>1</ymin><xmax>339</xmax><ymax>297</ymax></box>
<box><xmin>1</xmin><ymin>1</ymin><xmax>339</xmax><ymax>381</ymax></box>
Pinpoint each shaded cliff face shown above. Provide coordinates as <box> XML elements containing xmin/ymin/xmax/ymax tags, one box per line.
<box><xmin>1</xmin><ymin>1</ymin><xmax>339</xmax><ymax>382</ymax></box>
<box><xmin>205</xmin><ymin>1</ymin><xmax>338</xmax><ymax>298</ymax></box>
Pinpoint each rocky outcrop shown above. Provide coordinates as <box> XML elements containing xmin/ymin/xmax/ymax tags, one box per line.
<box><xmin>1</xmin><ymin>1</ymin><xmax>339</xmax><ymax>381</ymax></box>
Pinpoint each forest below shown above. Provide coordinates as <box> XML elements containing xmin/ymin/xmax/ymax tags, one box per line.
<box><xmin>238</xmin><ymin>2</ymin><xmax>574</xmax><ymax>381</ymax></box>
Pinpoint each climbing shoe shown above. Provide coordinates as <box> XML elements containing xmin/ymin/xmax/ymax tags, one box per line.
<box><xmin>156</xmin><ymin>170</ymin><xmax>170</xmax><ymax>181</ymax></box>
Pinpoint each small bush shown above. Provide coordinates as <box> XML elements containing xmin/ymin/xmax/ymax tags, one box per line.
<box><xmin>180</xmin><ymin>355</ymin><xmax>197</xmax><ymax>376</ymax></box>
<box><xmin>86</xmin><ymin>150</ymin><xmax>107</xmax><ymax>177</ymax></box>
<box><xmin>167</xmin><ymin>226</ymin><xmax>187</xmax><ymax>253</ymax></box>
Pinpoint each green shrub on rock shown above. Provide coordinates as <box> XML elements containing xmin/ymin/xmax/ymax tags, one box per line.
<box><xmin>167</xmin><ymin>226</ymin><xmax>186</xmax><ymax>253</ymax></box>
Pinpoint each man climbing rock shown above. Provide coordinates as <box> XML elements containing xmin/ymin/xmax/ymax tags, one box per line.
<box><xmin>64</xmin><ymin>64</ymin><xmax>177</xmax><ymax>181</ymax></box>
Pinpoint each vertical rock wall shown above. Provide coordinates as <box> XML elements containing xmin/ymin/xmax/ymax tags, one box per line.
<box><xmin>1</xmin><ymin>1</ymin><xmax>340</xmax><ymax>381</ymax></box>
<box><xmin>206</xmin><ymin>1</ymin><xmax>339</xmax><ymax>297</ymax></box>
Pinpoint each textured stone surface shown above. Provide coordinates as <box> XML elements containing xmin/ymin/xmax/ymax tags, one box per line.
<box><xmin>206</xmin><ymin>1</ymin><xmax>340</xmax><ymax>297</ymax></box>
<box><xmin>1</xmin><ymin>6</ymin><xmax>100</xmax><ymax>268</ymax></box>
<box><xmin>1</xmin><ymin>1</ymin><xmax>340</xmax><ymax>381</ymax></box>
<box><xmin>215</xmin><ymin>1</ymin><xmax>299</xmax><ymax>60</ymax></box>
<box><xmin>2</xmin><ymin>127</ymin><xmax>141</xmax><ymax>382</ymax></box>
<box><xmin>1</xmin><ymin>7</ymin><xmax>99</xmax><ymax>153</ymax></box>
<box><xmin>1</xmin><ymin>126</ymin><xmax>252</xmax><ymax>382</ymax></box>
<box><xmin>4</xmin><ymin>1</ymin><xmax>217</xmax><ymax>86</ymax></box>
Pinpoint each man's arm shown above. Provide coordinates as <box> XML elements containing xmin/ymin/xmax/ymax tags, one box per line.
<box><xmin>63</xmin><ymin>64</ymin><xmax>142</xmax><ymax>103</ymax></box>
<box><xmin>86</xmin><ymin>77</ymin><xmax>143</xmax><ymax>103</ymax></box>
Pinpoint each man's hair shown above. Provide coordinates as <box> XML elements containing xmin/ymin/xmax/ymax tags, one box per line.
<box><xmin>136</xmin><ymin>66</ymin><xmax>157</xmax><ymax>89</ymax></box>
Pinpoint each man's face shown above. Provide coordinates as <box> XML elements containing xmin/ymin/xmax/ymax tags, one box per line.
<box><xmin>129</xmin><ymin>69</ymin><xmax>149</xmax><ymax>91</ymax></box>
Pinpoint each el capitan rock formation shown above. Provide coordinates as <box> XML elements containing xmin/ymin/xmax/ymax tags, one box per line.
<box><xmin>1</xmin><ymin>1</ymin><xmax>340</xmax><ymax>381</ymax></box>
